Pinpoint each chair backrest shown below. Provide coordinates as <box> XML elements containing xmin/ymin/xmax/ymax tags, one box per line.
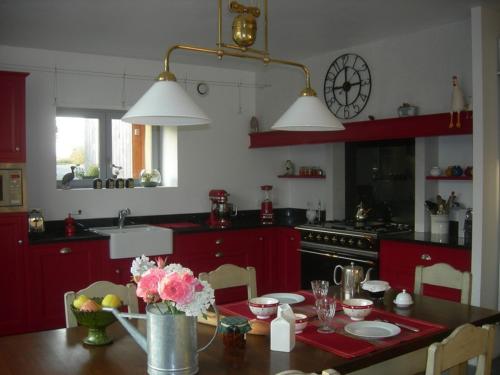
<box><xmin>414</xmin><ymin>263</ymin><xmax>472</xmax><ymax>304</ymax></box>
<box><xmin>64</xmin><ymin>280</ymin><xmax>139</xmax><ymax>328</ymax></box>
<box><xmin>275</xmin><ymin>369</ymin><xmax>341</xmax><ymax>375</ymax></box>
<box><xmin>199</xmin><ymin>264</ymin><xmax>257</xmax><ymax>300</ymax></box>
<box><xmin>425</xmin><ymin>324</ymin><xmax>495</xmax><ymax>375</ymax></box>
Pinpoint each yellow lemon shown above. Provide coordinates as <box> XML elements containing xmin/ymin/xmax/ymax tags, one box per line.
<box><xmin>102</xmin><ymin>294</ymin><xmax>121</xmax><ymax>308</ymax></box>
<box><xmin>73</xmin><ymin>294</ymin><xmax>89</xmax><ymax>309</ymax></box>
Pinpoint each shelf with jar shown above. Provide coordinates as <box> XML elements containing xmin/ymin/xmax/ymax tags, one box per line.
<box><xmin>278</xmin><ymin>166</ymin><xmax>325</xmax><ymax>179</ymax></box>
<box><xmin>426</xmin><ymin>166</ymin><xmax>472</xmax><ymax>181</ymax></box>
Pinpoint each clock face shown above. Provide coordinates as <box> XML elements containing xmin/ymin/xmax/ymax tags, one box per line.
<box><xmin>323</xmin><ymin>53</ymin><xmax>372</xmax><ymax>120</ymax></box>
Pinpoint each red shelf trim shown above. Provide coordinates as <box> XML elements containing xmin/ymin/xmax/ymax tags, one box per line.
<box><xmin>249</xmin><ymin>111</ymin><xmax>472</xmax><ymax>148</ymax></box>
<box><xmin>426</xmin><ymin>176</ymin><xmax>472</xmax><ymax>181</ymax></box>
<box><xmin>278</xmin><ymin>175</ymin><xmax>326</xmax><ymax>179</ymax></box>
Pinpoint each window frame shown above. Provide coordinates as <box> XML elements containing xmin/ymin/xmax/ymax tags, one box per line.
<box><xmin>56</xmin><ymin>108</ymin><xmax>161</xmax><ymax>189</ymax></box>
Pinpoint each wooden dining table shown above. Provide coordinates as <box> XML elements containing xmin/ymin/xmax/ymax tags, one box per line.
<box><xmin>0</xmin><ymin>290</ymin><xmax>499</xmax><ymax>375</ymax></box>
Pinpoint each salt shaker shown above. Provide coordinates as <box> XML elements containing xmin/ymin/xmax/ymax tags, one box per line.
<box><xmin>270</xmin><ymin>304</ymin><xmax>295</xmax><ymax>352</ymax></box>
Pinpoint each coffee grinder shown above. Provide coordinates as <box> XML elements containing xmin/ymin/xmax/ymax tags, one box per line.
<box><xmin>260</xmin><ymin>185</ymin><xmax>274</xmax><ymax>225</ymax></box>
<box><xmin>208</xmin><ymin>189</ymin><xmax>235</xmax><ymax>228</ymax></box>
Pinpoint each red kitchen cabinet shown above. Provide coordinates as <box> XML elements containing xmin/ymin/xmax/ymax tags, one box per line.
<box><xmin>0</xmin><ymin>213</ymin><xmax>28</xmax><ymax>336</ymax></box>
<box><xmin>267</xmin><ymin>227</ymin><xmax>301</xmax><ymax>293</ymax></box>
<box><xmin>0</xmin><ymin>71</ymin><xmax>28</xmax><ymax>162</ymax></box>
<box><xmin>171</xmin><ymin>229</ymin><xmax>271</xmax><ymax>304</ymax></box>
<box><xmin>379</xmin><ymin>239</ymin><xmax>471</xmax><ymax>302</ymax></box>
<box><xmin>28</xmin><ymin>240</ymin><xmax>107</xmax><ymax>331</ymax></box>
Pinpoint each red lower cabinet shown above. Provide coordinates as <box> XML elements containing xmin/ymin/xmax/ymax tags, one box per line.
<box><xmin>28</xmin><ymin>240</ymin><xmax>107</xmax><ymax>331</ymax></box>
<box><xmin>0</xmin><ymin>213</ymin><xmax>28</xmax><ymax>336</ymax></box>
<box><xmin>379</xmin><ymin>239</ymin><xmax>471</xmax><ymax>303</ymax></box>
<box><xmin>267</xmin><ymin>227</ymin><xmax>301</xmax><ymax>293</ymax></box>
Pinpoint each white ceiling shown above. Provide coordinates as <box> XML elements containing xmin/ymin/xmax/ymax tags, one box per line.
<box><xmin>0</xmin><ymin>0</ymin><xmax>498</xmax><ymax>66</ymax></box>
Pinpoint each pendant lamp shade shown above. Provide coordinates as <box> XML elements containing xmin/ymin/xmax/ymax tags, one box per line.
<box><xmin>122</xmin><ymin>80</ymin><xmax>211</xmax><ymax>126</ymax></box>
<box><xmin>271</xmin><ymin>95</ymin><xmax>344</xmax><ymax>131</ymax></box>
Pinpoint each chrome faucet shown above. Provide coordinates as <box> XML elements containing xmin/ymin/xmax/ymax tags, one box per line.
<box><xmin>118</xmin><ymin>208</ymin><xmax>131</xmax><ymax>229</ymax></box>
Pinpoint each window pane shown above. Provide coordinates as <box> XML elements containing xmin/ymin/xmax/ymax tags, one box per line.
<box><xmin>111</xmin><ymin>119</ymin><xmax>152</xmax><ymax>180</ymax></box>
<box><xmin>56</xmin><ymin>117</ymin><xmax>99</xmax><ymax>180</ymax></box>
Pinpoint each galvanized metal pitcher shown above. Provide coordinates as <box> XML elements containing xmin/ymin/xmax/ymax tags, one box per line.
<box><xmin>105</xmin><ymin>304</ymin><xmax>218</xmax><ymax>375</ymax></box>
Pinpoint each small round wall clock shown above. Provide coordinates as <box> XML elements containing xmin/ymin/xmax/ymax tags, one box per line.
<box><xmin>323</xmin><ymin>53</ymin><xmax>372</xmax><ymax>120</ymax></box>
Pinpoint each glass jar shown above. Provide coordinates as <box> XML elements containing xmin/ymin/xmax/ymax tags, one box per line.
<box><xmin>140</xmin><ymin>169</ymin><xmax>161</xmax><ymax>187</ymax></box>
<box><xmin>219</xmin><ymin>316</ymin><xmax>251</xmax><ymax>349</ymax></box>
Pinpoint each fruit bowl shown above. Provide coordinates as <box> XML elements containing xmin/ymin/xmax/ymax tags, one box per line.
<box><xmin>70</xmin><ymin>297</ymin><xmax>118</xmax><ymax>345</ymax></box>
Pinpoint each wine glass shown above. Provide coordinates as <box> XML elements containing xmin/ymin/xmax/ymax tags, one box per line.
<box><xmin>311</xmin><ymin>280</ymin><xmax>329</xmax><ymax>300</ymax></box>
<box><xmin>315</xmin><ymin>296</ymin><xmax>336</xmax><ymax>334</ymax></box>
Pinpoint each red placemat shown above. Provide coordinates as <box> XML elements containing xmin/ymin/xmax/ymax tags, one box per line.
<box><xmin>219</xmin><ymin>295</ymin><xmax>447</xmax><ymax>359</ymax></box>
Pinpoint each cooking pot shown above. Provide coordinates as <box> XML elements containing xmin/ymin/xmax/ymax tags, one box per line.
<box><xmin>355</xmin><ymin>202</ymin><xmax>371</xmax><ymax>221</ymax></box>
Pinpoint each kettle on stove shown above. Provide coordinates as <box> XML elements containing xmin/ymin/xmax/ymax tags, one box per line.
<box><xmin>333</xmin><ymin>262</ymin><xmax>373</xmax><ymax>293</ymax></box>
<box><xmin>355</xmin><ymin>202</ymin><xmax>371</xmax><ymax>221</ymax></box>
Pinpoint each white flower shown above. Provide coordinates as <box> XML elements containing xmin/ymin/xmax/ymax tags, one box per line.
<box><xmin>130</xmin><ymin>255</ymin><xmax>156</xmax><ymax>277</ymax></box>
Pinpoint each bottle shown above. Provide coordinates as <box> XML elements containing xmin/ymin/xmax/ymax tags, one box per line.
<box><xmin>270</xmin><ymin>304</ymin><xmax>295</xmax><ymax>352</ymax></box>
<box><xmin>65</xmin><ymin>213</ymin><xmax>76</xmax><ymax>237</ymax></box>
<box><xmin>464</xmin><ymin>208</ymin><xmax>472</xmax><ymax>246</ymax></box>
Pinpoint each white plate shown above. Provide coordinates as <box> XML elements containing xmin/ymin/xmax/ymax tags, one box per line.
<box><xmin>344</xmin><ymin>321</ymin><xmax>401</xmax><ymax>338</ymax></box>
<box><xmin>260</xmin><ymin>293</ymin><xmax>305</xmax><ymax>305</ymax></box>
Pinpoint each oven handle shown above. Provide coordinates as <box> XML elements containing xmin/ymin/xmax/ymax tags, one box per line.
<box><xmin>298</xmin><ymin>248</ymin><xmax>376</xmax><ymax>265</ymax></box>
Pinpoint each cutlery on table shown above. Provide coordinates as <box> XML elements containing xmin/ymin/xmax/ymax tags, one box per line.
<box><xmin>378</xmin><ymin>319</ymin><xmax>420</xmax><ymax>332</ymax></box>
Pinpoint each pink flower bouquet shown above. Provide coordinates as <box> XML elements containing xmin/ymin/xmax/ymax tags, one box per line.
<box><xmin>131</xmin><ymin>255</ymin><xmax>214</xmax><ymax>316</ymax></box>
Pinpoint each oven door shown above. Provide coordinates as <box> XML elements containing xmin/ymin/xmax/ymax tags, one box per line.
<box><xmin>299</xmin><ymin>245</ymin><xmax>378</xmax><ymax>290</ymax></box>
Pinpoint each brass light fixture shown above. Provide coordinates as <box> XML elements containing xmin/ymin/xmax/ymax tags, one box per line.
<box><xmin>122</xmin><ymin>0</ymin><xmax>344</xmax><ymax>131</ymax></box>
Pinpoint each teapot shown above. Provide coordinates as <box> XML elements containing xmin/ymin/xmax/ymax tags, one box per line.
<box><xmin>333</xmin><ymin>262</ymin><xmax>373</xmax><ymax>293</ymax></box>
<box><xmin>355</xmin><ymin>202</ymin><xmax>371</xmax><ymax>221</ymax></box>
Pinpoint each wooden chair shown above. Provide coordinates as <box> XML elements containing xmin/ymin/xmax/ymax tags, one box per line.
<box><xmin>199</xmin><ymin>264</ymin><xmax>257</xmax><ymax>299</ymax></box>
<box><xmin>64</xmin><ymin>280</ymin><xmax>139</xmax><ymax>328</ymax></box>
<box><xmin>275</xmin><ymin>370</ymin><xmax>341</xmax><ymax>375</ymax></box>
<box><xmin>414</xmin><ymin>263</ymin><xmax>472</xmax><ymax>304</ymax></box>
<box><xmin>425</xmin><ymin>324</ymin><xmax>495</xmax><ymax>375</ymax></box>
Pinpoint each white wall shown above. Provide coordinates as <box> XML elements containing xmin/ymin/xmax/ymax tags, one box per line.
<box><xmin>471</xmin><ymin>6</ymin><xmax>500</xmax><ymax>310</ymax></box>
<box><xmin>256</xmin><ymin>20</ymin><xmax>473</xmax><ymax>222</ymax></box>
<box><xmin>0</xmin><ymin>45</ymin><xmax>289</xmax><ymax>220</ymax></box>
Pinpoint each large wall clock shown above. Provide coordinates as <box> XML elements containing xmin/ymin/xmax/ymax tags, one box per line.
<box><xmin>323</xmin><ymin>53</ymin><xmax>372</xmax><ymax>120</ymax></box>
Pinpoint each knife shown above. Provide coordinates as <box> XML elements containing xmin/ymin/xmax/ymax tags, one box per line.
<box><xmin>381</xmin><ymin>319</ymin><xmax>420</xmax><ymax>332</ymax></box>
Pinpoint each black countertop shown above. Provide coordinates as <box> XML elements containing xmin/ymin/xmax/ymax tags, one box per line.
<box><xmin>28</xmin><ymin>209</ymin><xmax>471</xmax><ymax>251</ymax></box>
<box><xmin>379</xmin><ymin>231</ymin><xmax>471</xmax><ymax>250</ymax></box>
<box><xmin>28</xmin><ymin>209</ymin><xmax>304</xmax><ymax>244</ymax></box>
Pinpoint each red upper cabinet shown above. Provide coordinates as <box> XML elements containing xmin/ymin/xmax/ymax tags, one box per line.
<box><xmin>0</xmin><ymin>71</ymin><xmax>28</xmax><ymax>162</ymax></box>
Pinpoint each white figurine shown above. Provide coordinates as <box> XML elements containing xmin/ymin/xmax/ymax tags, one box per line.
<box><xmin>449</xmin><ymin>75</ymin><xmax>465</xmax><ymax>129</ymax></box>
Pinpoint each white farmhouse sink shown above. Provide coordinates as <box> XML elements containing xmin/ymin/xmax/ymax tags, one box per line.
<box><xmin>91</xmin><ymin>225</ymin><xmax>173</xmax><ymax>259</ymax></box>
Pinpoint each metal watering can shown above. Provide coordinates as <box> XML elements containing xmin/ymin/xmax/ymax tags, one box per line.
<box><xmin>105</xmin><ymin>304</ymin><xmax>219</xmax><ymax>375</ymax></box>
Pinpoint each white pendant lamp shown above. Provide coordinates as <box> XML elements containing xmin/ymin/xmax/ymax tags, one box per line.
<box><xmin>122</xmin><ymin>80</ymin><xmax>211</xmax><ymax>126</ymax></box>
<box><xmin>271</xmin><ymin>95</ymin><xmax>345</xmax><ymax>131</ymax></box>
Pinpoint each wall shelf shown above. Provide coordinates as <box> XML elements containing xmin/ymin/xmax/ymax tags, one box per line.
<box><xmin>426</xmin><ymin>176</ymin><xmax>472</xmax><ymax>181</ymax></box>
<box><xmin>249</xmin><ymin>111</ymin><xmax>472</xmax><ymax>148</ymax></box>
<box><xmin>277</xmin><ymin>175</ymin><xmax>326</xmax><ymax>179</ymax></box>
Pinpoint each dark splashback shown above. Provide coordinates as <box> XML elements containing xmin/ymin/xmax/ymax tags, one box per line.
<box><xmin>345</xmin><ymin>138</ymin><xmax>415</xmax><ymax>225</ymax></box>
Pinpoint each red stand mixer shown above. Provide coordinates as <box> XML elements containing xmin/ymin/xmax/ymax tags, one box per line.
<box><xmin>260</xmin><ymin>185</ymin><xmax>274</xmax><ymax>225</ymax></box>
<box><xmin>208</xmin><ymin>190</ymin><xmax>237</xmax><ymax>228</ymax></box>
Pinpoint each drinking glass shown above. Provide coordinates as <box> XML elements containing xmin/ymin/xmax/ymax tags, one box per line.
<box><xmin>315</xmin><ymin>296</ymin><xmax>336</xmax><ymax>334</ymax></box>
<box><xmin>311</xmin><ymin>280</ymin><xmax>329</xmax><ymax>300</ymax></box>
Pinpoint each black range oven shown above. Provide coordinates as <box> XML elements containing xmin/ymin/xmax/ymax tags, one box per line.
<box><xmin>296</xmin><ymin>220</ymin><xmax>411</xmax><ymax>289</ymax></box>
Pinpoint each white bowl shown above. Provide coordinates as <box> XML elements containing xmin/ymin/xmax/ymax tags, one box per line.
<box><xmin>294</xmin><ymin>313</ymin><xmax>308</xmax><ymax>334</ymax></box>
<box><xmin>342</xmin><ymin>298</ymin><xmax>374</xmax><ymax>320</ymax></box>
<box><xmin>248</xmin><ymin>297</ymin><xmax>279</xmax><ymax>319</ymax></box>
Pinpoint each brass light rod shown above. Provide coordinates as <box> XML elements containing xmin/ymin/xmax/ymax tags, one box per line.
<box><xmin>162</xmin><ymin>44</ymin><xmax>312</xmax><ymax>92</ymax></box>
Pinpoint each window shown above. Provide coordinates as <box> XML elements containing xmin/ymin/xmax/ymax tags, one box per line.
<box><xmin>55</xmin><ymin>108</ymin><xmax>172</xmax><ymax>188</ymax></box>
